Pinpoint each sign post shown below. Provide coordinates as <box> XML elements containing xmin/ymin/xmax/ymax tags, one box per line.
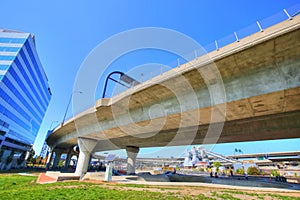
<box><xmin>104</xmin><ymin>154</ymin><xmax>116</xmax><ymax>182</ymax></box>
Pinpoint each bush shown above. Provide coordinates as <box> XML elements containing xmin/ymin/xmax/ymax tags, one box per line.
<box><xmin>247</xmin><ymin>166</ymin><xmax>260</xmax><ymax>175</ymax></box>
<box><xmin>29</xmin><ymin>157</ymin><xmax>36</xmax><ymax>165</ymax></box>
<box><xmin>58</xmin><ymin>160</ymin><xmax>64</xmax><ymax>168</ymax></box>
<box><xmin>235</xmin><ymin>168</ymin><xmax>244</xmax><ymax>175</ymax></box>
<box><xmin>213</xmin><ymin>162</ymin><xmax>221</xmax><ymax>172</ymax></box>
<box><xmin>199</xmin><ymin>168</ymin><xmax>204</xmax><ymax>172</ymax></box>
<box><xmin>270</xmin><ymin>169</ymin><xmax>280</xmax><ymax>177</ymax></box>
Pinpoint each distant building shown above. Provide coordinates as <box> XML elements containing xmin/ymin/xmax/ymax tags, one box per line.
<box><xmin>40</xmin><ymin>141</ymin><xmax>49</xmax><ymax>159</ymax></box>
<box><xmin>0</xmin><ymin>29</ymin><xmax>51</xmax><ymax>170</ymax></box>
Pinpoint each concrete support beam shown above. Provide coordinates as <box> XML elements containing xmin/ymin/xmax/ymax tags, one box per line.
<box><xmin>126</xmin><ymin>146</ymin><xmax>140</xmax><ymax>175</ymax></box>
<box><xmin>45</xmin><ymin>147</ymin><xmax>54</xmax><ymax>169</ymax></box>
<box><xmin>64</xmin><ymin>148</ymin><xmax>73</xmax><ymax>169</ymax></box>
<box><xmin>75</xmin><ymin>138</ymin><xmax>97</xmax><ymax>178</ymax></box>
<box><xmin>52</xmin><ymin>151</ymin><xmax>62</xmax><ymax>168</ymax></box>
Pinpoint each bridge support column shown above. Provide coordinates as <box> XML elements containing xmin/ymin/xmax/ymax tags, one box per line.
<box><xmin>45</xmin><ymin>147</ymin><xmax>54</xmax><ymax>169</ymax></box>
<box><xmin>52</xmin><ymin>150</ymin><xmax>62</xmax><ymax>168</ymax></box>
<box><xmin>126</xmin><ymin>146</ymin><xmax>139</xmax><ymax>175</ymax></box>
<box><xmin>64</xmin><ymin>148</ymin><xmax>73</xmax><ymax>169</ymax></box>
<box><xmin>75</xmin><ymin>138</ymin><xmax>97</xmax><ymax>178</ymax></box>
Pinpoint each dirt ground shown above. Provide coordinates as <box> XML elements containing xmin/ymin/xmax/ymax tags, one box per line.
<box><xmin>82</xmin><ymin>179</ymin><xmax>300</xmax><ymax>199</ymax></box>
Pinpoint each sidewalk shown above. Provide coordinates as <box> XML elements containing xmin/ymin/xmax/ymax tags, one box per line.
<box><xmin>35</xmin><ymin>171</ymin><xmax>300</xmax><ymax>192</ymax></box>
<box><xmin>83</xmin><ymin>172</ymin><xmax>300</xmax><ymax>192</ymax></box>
<box><xmin>118</xmin><ymin>179</ymin><xmax>300</xmax><ymax>192</ymax></box>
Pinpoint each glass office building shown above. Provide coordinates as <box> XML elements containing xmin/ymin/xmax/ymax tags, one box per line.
<box><xmin>0</xmin><ymin>29</ymin><xmax>51</xmax><ymax>169</ymax></box>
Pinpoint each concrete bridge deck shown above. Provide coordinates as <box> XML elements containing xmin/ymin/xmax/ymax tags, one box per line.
<box><xmin>47</xmin><ymin>15</ymin><xmax>300</xmax><ymax>177</ymax></box>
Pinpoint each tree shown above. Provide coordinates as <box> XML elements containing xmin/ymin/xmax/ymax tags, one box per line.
<box><xmin>29</xmin><ymin>157</ymin><xmax>36</xmax><ymax>165</ymax></box>
<box><xmin>27</xmin><ymin>147</ymin><xmax>35</xmax><ymax>162</ymax></box>
<box><xmin>41</xmin><ymin>156</ymin><xmax>48</xmax><ymax>165</ymax></box>
<box><xmin>17</xmin><ymin>152</ymin><xmax>26</xmax><ymax>165</ymax></box>
<box><xmin>36</xmin><ymin>156</ymin><xmax>42</xmax><ymax>165</ymax></box>
<box><xmin>58</xmin><ymin>160</ymin><xmax>64</xmax><ymax>168</ymax></box>
<box><xmin>270</xmin><ymin>169</ymin><xmax>280</xmax><ymax>177</ymax></box>
<box><xmin>213</xmin><ymin>162</ymin><xmax>221</xmax><ymax>172</ymax></box>
<box><xmin>236</xmin><ymin>168</ymin><xmax>245</xmax><ymax>175</ymax></box>
<box><xmin>247</xmin><ymin>166</ymin><xmax>260</xmax><ymax>175</ymax></box>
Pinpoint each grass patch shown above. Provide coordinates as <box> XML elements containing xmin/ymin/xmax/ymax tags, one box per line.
<box><xmin>212</xmin><ymin>191</ymin><xmax>241</xmax><ymax>200</ymax></box>
<box><xmin>221</xmin><ymin>190</ymin><xmax>245</xmax><ymax>195</ymax></box>
<box><xmin>197</xmin><ymin>194</ymin><xmax>216</xmax><ymax>200</ymax></box>
<box><xmin>0</xmin><ymin>174</ymin><xmax>299</xmax><ymax>200</ymax></box>
<box><xmin>267</xmin><ymin>194</ymin><xmax>300</xmax><ymax>200</ymax></box>
<box><xmin>114</xmin><ymin>183</ymin><xmax>181</xmax><ymax>191</ymax></box>
<box><xmin>0</xmin><ymin>174</ymin><xmax>192</xmax><ymax>200</ymax></box>
<box><xmin>221</xmin><ymin>190</ymin><xmax>300</xmax><ymax>200</ymax></box>
<box><xmin>114</xmin><ymin>183</ymin><xmax>150</xmax><ymax>188</ymax></box>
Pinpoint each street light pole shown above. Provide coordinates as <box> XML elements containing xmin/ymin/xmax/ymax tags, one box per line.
<box><xmin>62</xmin><ymin>91</ymin><xmax>83</xmax><ymax>125</ymax></box>
<box><xmin>46</xmin><ymin>120</ymin><xmax>59</xmax><ymax>139</ymax></box>
<box><xmin>49</xmin><ymin>120</ymin><xmax>59</xmax><ymax>131</ymax></box>
<box><xmin>102</xmin><ymin>71</ymin><xmax>140</xmax><ymax>98</ymax></box>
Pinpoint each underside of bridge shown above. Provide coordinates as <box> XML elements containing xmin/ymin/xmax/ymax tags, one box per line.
<box><xmin>51</xmin><ymin>87</ymin><xmax>300</xmax><ymax>152</ymax></box>
<box><xmin>46</xmin><ymin>15</ymin><xmax>300</xmax><ymax>177</ymax></box>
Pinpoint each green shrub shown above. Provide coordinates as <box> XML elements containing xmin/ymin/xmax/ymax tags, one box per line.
<box><xmin>270</xmin><ymin>169</ymin><xmax>280</xmax><ymax>177</ymax></box>
<box><xmin>235</xmin><ymin>168</ymin><xmax>244</xmax><ymax>175</ymax></box>
<box><xmin>247</xmin><ymin>166</ymin><xmax>260</xmax><ymax>175</ymax></box>
<box><xmin>199</xmin><ymin>168</ymin><xmax>204</xmax><ymax>172</ymax></box>
<box><xmin>58</xmin><ymin>160</ymin><xmax>64</xmax><ymax>168</ymax></box>
<box><xmin>213</xmin><ymin>162</ymin><xmax>221</xmax><ymax>172</ymax></box>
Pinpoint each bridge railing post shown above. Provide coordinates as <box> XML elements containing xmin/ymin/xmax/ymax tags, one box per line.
<box><xmin>234</xmin><ymin>32</ymin><xmax>239</xmax><ymax>42</ymax></box>
<box><xmin>256</xmin><ymin>21</ymin><xmax>264</xmax><ymax>32</ymax></box>
<box><xmin>214</xmin><ymin>40</ymin><xmax>219</xmax><ymax>51</ymax></box>
<box><xmin>283</xmin><ymin>9</ymin><xmax>293</xmax><ymax>20</ymax></box>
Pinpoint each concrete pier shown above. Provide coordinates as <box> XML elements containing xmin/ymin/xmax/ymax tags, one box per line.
<box><xmin>75</xmin><ymin>138</ymin><xmax>97</xmax><ymax>178</ymax></box>
<box><xmin>126</xmin><ymin>146</ymin><xmax>140</xmax><ymax>175</ymax></box>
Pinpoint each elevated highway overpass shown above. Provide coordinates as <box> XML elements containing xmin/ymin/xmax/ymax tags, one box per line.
<box><xmin>47</xmin><ymin>15</ymin><xmax>300</xmax><ymax>177</ymax></box>
<box><xmin>227</xmin><ymin>151</ymin><xmax>300</xmax><ymax>160</ymax></box>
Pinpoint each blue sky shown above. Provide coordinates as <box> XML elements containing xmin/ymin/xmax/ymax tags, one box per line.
<box><xmin>1</xmin><ymin>1</ymin><xmax>299</xmax><ymax>157</ymax></box>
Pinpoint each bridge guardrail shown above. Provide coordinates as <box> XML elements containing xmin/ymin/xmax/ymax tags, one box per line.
<box><xmin>104</xmin><ymin>3</ymin><xmax>300</xmax><ymax>98</ymax></box>
<box><xmin>62</xmin><ymin>3</ymin><xmax>300</xmax><ymax>125</ymax></box>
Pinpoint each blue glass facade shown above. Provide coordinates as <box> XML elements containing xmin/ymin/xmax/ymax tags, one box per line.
<box><xmin>0</xmin><ymin>29</ymin><xmax>51</xmax><ymax>169</ymax></box>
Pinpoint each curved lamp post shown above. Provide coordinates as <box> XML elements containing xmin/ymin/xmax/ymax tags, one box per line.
<box><xmin>102</xmin><ymin>71</ymin><xmax>140</xmax><ymax>98</ymax></box>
